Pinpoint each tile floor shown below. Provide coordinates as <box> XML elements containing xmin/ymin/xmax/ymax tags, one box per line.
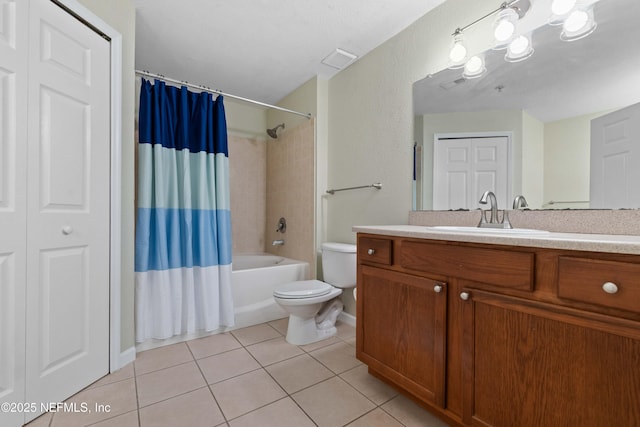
<box><xmin>26</xmin><ymin>319</ymin><xmax>449</xmax><ymax>427</ymax></box>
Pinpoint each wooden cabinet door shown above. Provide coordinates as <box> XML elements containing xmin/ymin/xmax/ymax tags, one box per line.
<box><xmin>461</xmin><ymin>289</ymin><xmax>640</xmax><ymax>427</ymax></box>
<box><xmin>357</xmin><ymin>265</ymin><xmax>447</xmax><ymax>406</ymax></box>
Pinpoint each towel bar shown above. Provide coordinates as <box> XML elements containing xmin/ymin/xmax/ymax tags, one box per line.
<box><xmin>326</xmin><ymin>183</ymin><xmax>382</xmax><ymax>195</ymax></box>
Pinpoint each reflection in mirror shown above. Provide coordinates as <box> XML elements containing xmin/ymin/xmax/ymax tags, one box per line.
<box><xmin>413</xmin><ymin>0</ymin><xmax>640</xmax><ymax>211</ymax></box>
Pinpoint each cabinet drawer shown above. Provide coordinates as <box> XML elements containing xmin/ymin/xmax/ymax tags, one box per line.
<box><xmin>558</xmin><ymin>256</ymin><xmax>640</xmax><ymax>313</ymax></box>
<box><xmin>358</xmin><ymin>237</ymin><xmax>392</xmax><ymax>265</ymax></box>
<box><xmin>399</xmin><ymin>240</ymin><xmax>534</xmax><ymax>291</ymax></box>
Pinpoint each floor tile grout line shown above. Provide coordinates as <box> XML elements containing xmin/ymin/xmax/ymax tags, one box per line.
<box><xmin>132</xmin><ymin>359</ymin><xmax>142</xmax><ymax>427</ymax></box>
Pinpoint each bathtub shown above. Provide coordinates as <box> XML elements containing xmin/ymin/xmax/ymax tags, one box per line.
<box><xmin>231</xmin><ymin>253</ymin><xmax>310</xmax><ymax>329</ymax></box>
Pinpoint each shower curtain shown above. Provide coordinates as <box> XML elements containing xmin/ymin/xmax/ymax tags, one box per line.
<box><xmin>135</xmin><ymin>78</ymin><xmax>234</xmax><ymax>343</ymax></box>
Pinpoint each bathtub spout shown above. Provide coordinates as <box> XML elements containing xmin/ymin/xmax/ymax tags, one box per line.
<box><xmin>272</xmin><ymin>239</ymin><xmax>285</xmax><ymax>246</ymax></box>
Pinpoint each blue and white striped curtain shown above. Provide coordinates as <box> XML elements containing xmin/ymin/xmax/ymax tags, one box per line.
<box><xmin>135</xmin><ymin>78</ymin><xmax>234</xmax><ymax>343</ymax></box>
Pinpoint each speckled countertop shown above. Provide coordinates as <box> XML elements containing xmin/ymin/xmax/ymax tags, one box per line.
<box><xmin>352</xmin><ymin>225</ymin><xmax>640</xmax><ymax>255</ymax></box>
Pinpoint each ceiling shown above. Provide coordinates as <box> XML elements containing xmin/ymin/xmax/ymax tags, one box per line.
<box><xmin>133</xmin><ymin>0</ymin><xmax>446</xmax><ymax>105</ymax></box>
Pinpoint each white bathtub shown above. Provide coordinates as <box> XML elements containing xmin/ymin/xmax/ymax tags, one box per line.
<box><xmin>231</xmin><ymin>253</ymin><xmax>310</xmax><ymax>329</ymax></box>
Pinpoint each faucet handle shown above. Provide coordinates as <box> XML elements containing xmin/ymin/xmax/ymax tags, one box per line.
<box><xmin>501</xmin><ymin>210</ymin><xmax>513</xmax><ymax>229</ymax></box>
<box><xmin>477</xmin><ymin>210</ymin><xmax>488</xmax><ymax>227</ymax></box>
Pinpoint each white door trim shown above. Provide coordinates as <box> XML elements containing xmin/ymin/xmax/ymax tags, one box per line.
<box><xmin>53</xmin><ymin>0</ymin><xmax>125</xmax><ymax>371</ymax></box>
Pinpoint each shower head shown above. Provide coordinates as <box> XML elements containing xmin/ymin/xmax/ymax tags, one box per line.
<box><xmin>267</xmin><ymin>123</ymin><xmax>285</xmax><ymax>139</ymax></box>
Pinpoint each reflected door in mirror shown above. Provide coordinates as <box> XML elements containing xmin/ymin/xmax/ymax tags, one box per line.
<box><xmin>433</xmin><ymin>135</ymin><xmax>509</xmax><ymax>210</ymax></box>
<box><xmin>590</xmin><ymin>102</ymin><xmax>640</xmax><ymax>208</ymax></box>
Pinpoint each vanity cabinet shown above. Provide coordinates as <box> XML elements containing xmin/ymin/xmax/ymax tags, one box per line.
<box><xmin>356</xmin><ymin>233</ymin><xmax>640</xmax><ymax>427</ymax></box>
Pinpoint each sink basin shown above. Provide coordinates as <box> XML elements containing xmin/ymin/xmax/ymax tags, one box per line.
<box><xmin>430</xmin><ymin>226</ymin><xmax>550</xmax><ymax>235</ymax></box>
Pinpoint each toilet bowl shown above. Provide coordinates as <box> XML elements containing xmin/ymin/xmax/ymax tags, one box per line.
<box><xmin>273</xmin><ymin>243</ymin><xmax>356</xmax><ymax>345</ymax></box>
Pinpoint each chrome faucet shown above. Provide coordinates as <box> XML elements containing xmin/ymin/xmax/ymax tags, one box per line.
<box><xmin>479</xmin><ymin>191</ymin><xmax>498</xmax><ymax>224</ymax></box>
<box><xmin>478</xmin><ymin>190</ymin><xmax>512</xmax><ymax>229</ymax></box>
<box><xmin>272</xmin><ymin>239</ymin><xmax>285</xmax><ymax>246</ymax></box>
<box><xmin>513</xmin><ymin>195</ymin><xmax>529</xmax><ymax>210</ymax></box>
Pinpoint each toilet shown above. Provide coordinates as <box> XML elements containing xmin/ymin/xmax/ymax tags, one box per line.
<box><xmin>273</xmin><ymin>242</ymin><xmax>356</xmax><ymax>345</ymax></box>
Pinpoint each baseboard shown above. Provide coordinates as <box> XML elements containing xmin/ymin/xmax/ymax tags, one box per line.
<box><xmin>116</xmin><ymin>346</ymin><xmax>136</xmax><ymax>371</ymax></box>
<box><xmin>338</xmin><ymin>311</ymin><xmax>356</xmax><ymax>327</ymax></box>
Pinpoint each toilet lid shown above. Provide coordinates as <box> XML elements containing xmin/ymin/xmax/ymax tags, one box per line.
<box><xmin>274</xmin><ymin>280</ymin><xmax>333</xmax><ymax>299</ymax></box>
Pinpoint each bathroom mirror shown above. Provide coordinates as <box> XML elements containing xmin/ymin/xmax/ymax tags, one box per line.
<box><xmin>413</xmin><ymin>0</ymin><xmax>640</xmax><ymax>210</ymax></box>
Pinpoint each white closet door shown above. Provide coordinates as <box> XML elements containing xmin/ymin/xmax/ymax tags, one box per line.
<box><xmin>24</xmin><ymin>0</ymin><xmax>111</xmax><ymax>420</ymax></box>
<box><xmin>590</xmin><ymin>102</ymin><xmax>640</xmax><ymax>208</ymax></box>
<box><xmin>433</xmin><ymin>136</ymin><xmax>509</xmax><ymax>210</ymax></box>
<box><xmin>0</xmin><ymin>1</ymin><xmax>28</xmax><ymax>426</ymax></box>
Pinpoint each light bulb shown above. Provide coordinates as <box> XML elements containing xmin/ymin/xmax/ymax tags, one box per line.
<box><xmin>465</xmin><ymin>56</ymin><xmax>483</xmax><ymax>74</ymax></box>
<box><xmin>449</xmin><ymin>41</ymin><xmax>467</xmax><ymax>63</ymax></box>
<box><xmin>509</xmin><ymin>35</ymin><xmax>530</xmax><ymax>55</ymax></box>
<box><xmin>563</xmin><ymin>10</ymin><xmax>589</xmax><ymax>32</ymax></box>
<box><xmin>505</xmin><ymin>34</ymin><xmax>534</xmax><ymax>62</ymax></box>
<box><xmin>462</xmin><ymin>55</ymin><xmax>486</xmax><ymax>79</ymax></box>
<box><xmin>561</xmin><ymin>8</ymin><xmax>596</xmax><ymax>41</ymax></box>
<box><xmin>495</xmin><ymin>19</ymin><xmax>515</xmax><ymax>42</ymax></box>
<box><xmin>493</xmin><ymin>8</ymin><xmax>518</xmax><ymax>43</ymax></box>
<box><xmin>551</xmin><ymin>0</ymin><xmax>576</xmax><ymax>16</ymax></box>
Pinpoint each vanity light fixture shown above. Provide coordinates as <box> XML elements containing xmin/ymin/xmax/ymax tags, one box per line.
<box><xmin>448</xmin><ymin>29</ymin><xmax>468</xmax><ymax>69</ymax></box>
<box><xmin>505</xmin><ymin>34</ymin><xmax>534</xmax><ymax>62</ymax></box>
<box><xmin>493</xmin><ymin>7</ymin><xmax>519</xmax><ymax>48</ymax></box>
<box><xmin>462</xmin><ymin>55</ymin><xmax>486</xmax><ymax>79</ymax></box>
<box><xmin>561</xmin><ymin>6</ymin><xmax>597</xmax><ymax>41</ymax></box>
<box><xmin>444</xmin><ymin>0</ymin><xmax>599</xmax><ymax>80</ymax></box>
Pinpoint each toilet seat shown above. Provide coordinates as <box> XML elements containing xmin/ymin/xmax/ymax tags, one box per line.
<box><xmin>273</xmin><ymin>280</ymin><xmax>333</xmax><ymax>299</ymax></box>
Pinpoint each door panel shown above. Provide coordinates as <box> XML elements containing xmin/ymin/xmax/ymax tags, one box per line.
<box><xmin>39</xmin><ymin>87</ymin><xmax>89</xmax><ymax>209</ymax></box>
<box><xmin>590</xmin><ymin>102</ymin><xmax>640</xmax><ymax>208</ymax></box>
<box><xmin>24</xmin><ymin>0</ymin><xmax>110</xmax><ymax>421</ymax></box>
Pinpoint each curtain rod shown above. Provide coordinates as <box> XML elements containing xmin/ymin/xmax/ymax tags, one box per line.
<box><xmin>135</xmin><ymin>70</ymin><xmax>312</xmax><ymax>120</ymax></box>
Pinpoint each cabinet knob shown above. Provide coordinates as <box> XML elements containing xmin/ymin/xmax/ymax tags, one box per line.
<box><xmin>602</xmin><ymin>282</ymin><xmax>619</xmax><ymax>294</ymax></box>
<box><xmin>459</xmin><ymin>292</ymin><xmax>470</xmax><ymax>301</ymax></box>
<box><xmin>367</xmin><ymin>248</ymin><xmax>375</xmax><ymax>255</ymax></box>
<box><xmin>62</xmin><ymin>226</ymin><xmax>73</xmax><ymax>235</ymax></box>
<box><xmin>434</xmin><ymin>284</ymin><xmax>443</xmax><ymax>293</ymax></box>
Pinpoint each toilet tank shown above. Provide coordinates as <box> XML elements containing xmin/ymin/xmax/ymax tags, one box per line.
<box><xmin>321</xmin><ymin>242</ymin><xmax>357</xmax><ymax>288</ymax></box>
